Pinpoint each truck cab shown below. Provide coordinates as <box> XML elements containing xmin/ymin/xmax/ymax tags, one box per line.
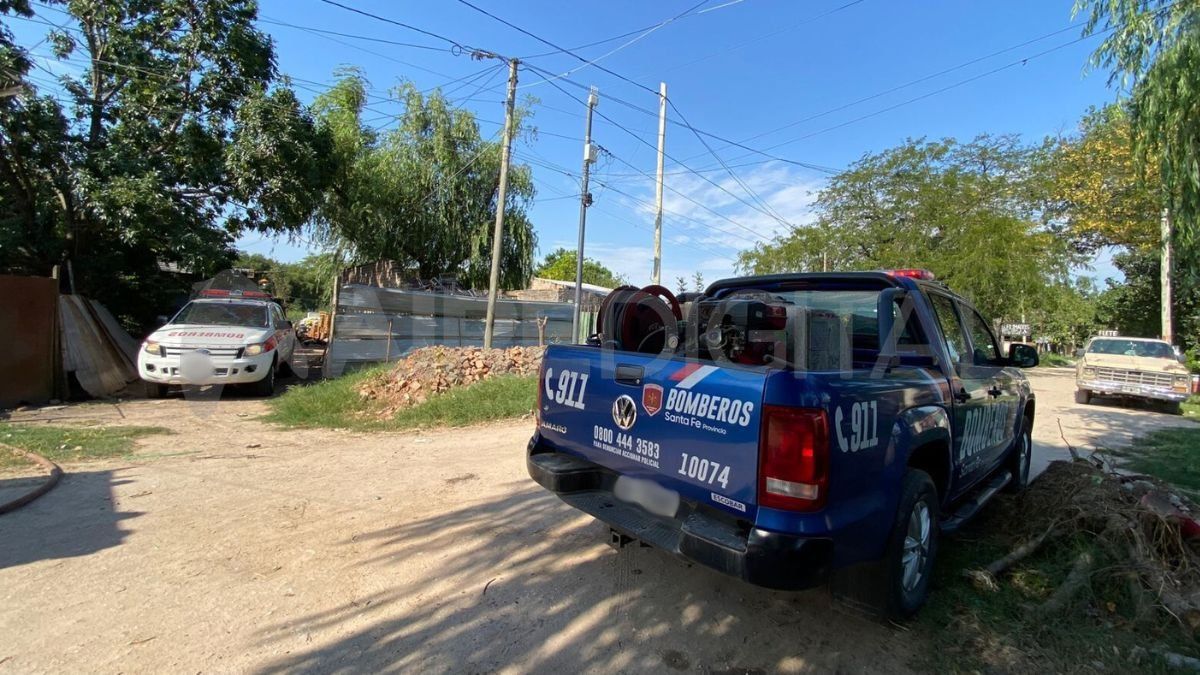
<box><xmin>527</xmin><ymin>271</ymin><xmax>1037</xmax><ymax>617</ymax></box>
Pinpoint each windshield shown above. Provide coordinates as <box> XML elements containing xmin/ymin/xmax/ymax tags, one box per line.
<box><xmin>1086</xmin><ymin>338</ymin><xmax>1175</xmax><ymax>359</ymax></box>
<box><xmin>171</xmin><ymin>302</ymin><xmax>269</xmax><ymax>328</ymax></box>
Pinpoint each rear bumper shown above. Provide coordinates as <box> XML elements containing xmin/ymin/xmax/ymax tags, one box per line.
<box><xmin>527</xmin><ymin>438</ymin><xmax>833</xmax><ymax>591</ymax></box>
<box><xmin>1077</xmin><ymin>378</ymin><xmax>1189</xmax><ymax>403</ymax></box>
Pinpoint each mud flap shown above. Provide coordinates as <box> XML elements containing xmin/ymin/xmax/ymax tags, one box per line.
<box><xmin>830</xmin><ymin>560</ymin><xmax>889</xmax><ymax>620</ymax></box>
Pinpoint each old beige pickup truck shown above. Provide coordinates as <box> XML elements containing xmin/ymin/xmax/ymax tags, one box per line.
<box><xmin>1075</xmin><ymin>336</ymin><xmax>1191</xmax><ymax>414</ymax></box>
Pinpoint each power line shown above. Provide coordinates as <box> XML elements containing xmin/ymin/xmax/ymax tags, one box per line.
<box><xmin>317</xmin><ymin>0</ymin><xmax>475</xmax><ymax>53</ymax></box>
<box><xmin>257</xmin><ymin>16</ymin><xmax>448</xmax><ymax>52</ymax></box>
<box><xmin>518</xmin><ymin>0</ymin><xmax>731</xmax><ymax>59</ymax></box>
<box><xmin>451</xmin><ymin>0</ymin><xmax>658</xmax><ymax>96</ymax></box>
<box><xmin>635</xmin><ymin>0</ymin><xmax>867</xmax><ymax>81</ymax></box>
<box><xmin>521</xmin><ymin>64</ymin><xmax>801</xmax><ymax>235</ymax></box>
<box><xmin>512</xmin><ymin>0</ymin><xmax>710</xmax><ymax>90</ymax></box>
<box><xmin>667</xmin><ymin>97</ymin><xmax>791</xmax><ymax>228</ymax></box>
<box><xmin>520</xmin><ymin>62</ymin><xmax>839</xmax><ymax>174</ymax></box>
<box><xmin>716</xmin><ymin>29</ymin><xmax>1119</xmax><ymax>164</ymax></box>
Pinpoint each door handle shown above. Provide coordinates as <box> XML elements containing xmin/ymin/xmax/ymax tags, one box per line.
<box><xmin>987</xmin><ymin>384</ymin><xmax>1003</xmax><ymax>398</ymax></box>
<box><xmin>615</xmin><ymin>364</ymin><xmax>643</xmax><ymax>386</ymax></box>
<box><xmin>954</xmin><ymin>388</ymin><xmax>971</xmax><ymax>403</ymax></box>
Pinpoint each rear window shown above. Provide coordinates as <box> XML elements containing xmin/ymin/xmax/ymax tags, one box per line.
<box><xmin>172</xmin><ymin>302</ymin><xmax>269</xmax><ymax>328</ymax></box>
<box><xmin>1086</xmin><ymin>339</ymin><xmax>1174</xmax><ymax>359</ymax></box>
<box><xmin>692</xmin><ymin>288</ymin><xmax>926</xmax><ymax>369</ymax></box>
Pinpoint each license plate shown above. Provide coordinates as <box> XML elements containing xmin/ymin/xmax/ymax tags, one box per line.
<box><xmin>614</xmin><ymin>476</ymin><xmax>680</xmax><ymax>518</ymax></box>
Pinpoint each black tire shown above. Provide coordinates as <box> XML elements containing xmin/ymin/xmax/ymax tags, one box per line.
<box><xmin>1004</xmin><ymin>416</ymin><xmax>1033</xmax><ymax>494</ymax></box>
<box><xmin>884</xmin><ymin>469</ymin><xmax>939</xmax><ymax>619</ymax></box>
<box><xmin>1074</xmin><ymin>389</ymin><xmax>1091</xmax><ymax>404</ymax></box>
<box><xmin>145</xmin><ymin>382</ymin><xmax>167</xmax><ymax>399</ymax></box>
<box><xmin>250</xmin><ymin>360</ymin><xmax>276</xmax><ymax>397</ymax></box>
<box><xmin>1160</xmin><ymin>401</ymin><xmax>1183</xmax><ymax>416</ymax></box>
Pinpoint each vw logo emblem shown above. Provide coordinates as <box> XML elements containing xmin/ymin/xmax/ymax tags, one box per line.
<box><xmin>612</xmin><ymin>394</ymin><xmax>637</xmax><ymax>430</ymax></box>
<box><xmin>195</xmin><ymin>349</ymin><xmax>211</xmax><ymax>355</ymax></box>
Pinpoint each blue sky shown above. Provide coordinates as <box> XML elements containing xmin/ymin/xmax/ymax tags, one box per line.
<box><xmin>13</xmin><ymin>0</ymin><xmax>1125</xmax><ymax>284</ymax></box>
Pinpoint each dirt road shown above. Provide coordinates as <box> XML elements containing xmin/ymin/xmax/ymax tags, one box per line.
<box><xmin>0</xmin><ymin>368</ymin><xmax>1191</xmax><ymax>673</ymax></box>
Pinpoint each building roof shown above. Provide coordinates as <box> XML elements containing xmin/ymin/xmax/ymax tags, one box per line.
<box><xmin>531</xmin><ymin>277</ymin><xmax>613</xmax><ymax>294</ymax></box>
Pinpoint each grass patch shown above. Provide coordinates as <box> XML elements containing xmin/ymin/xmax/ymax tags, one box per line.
<box><xmin>1108</xmin><ymin>426</ymin><xmax>1200</xmax><ymax>498</ymax></box>
<box><xmin>264</xmin><ymin>364</ymin><xmax>390</xmax><ymax>429</ymax></box>
<box><xmin>266</xmin><ymin>370</ymin><xmax>537</xmax><ymax>430</ymax></box>
<box><xmin>0</xmin><ymin>422</ymin><xmax>167</xmax><ymax>469</ymax></box>
<box><xmin>1183</xmin><ymin>395</ymin><xmax>1200</xmax><ymax>419</ymax></box>
<box><xmin>1037</xmin><ymin>351</ymin><xmax>1074</xmax><ymax>367</ymax></box>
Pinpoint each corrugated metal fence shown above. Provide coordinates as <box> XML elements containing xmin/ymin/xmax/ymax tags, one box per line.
<box><xmin>326</xmin><ymin>285</ymin><xmax>588</xmax><ymax>376</ymax></box>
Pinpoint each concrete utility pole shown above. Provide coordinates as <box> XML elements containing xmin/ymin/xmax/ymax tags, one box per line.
<box><xmin>483</xmin><ymin>57</ymin><xmax>519</xmax><ymax>349</ymax></box>
<box><xmin>1161</xmin><ymin>207</ymin><xmax>1174</xmax><ymax>344</ymax></box>
<box><xmin>571</xmin><ymin>87</ymin><xmax>599</xmax><ymax>343</ymax></box>
<box><xmin>652</xmin><ymin>81</ymin><xmax>667</xmax><ymax>286</ymax></box>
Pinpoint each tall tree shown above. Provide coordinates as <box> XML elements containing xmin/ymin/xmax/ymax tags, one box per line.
<box><xmin>0</xmin><ymin>0</ymin><xmax>331</xmax><ymax>330</ymax></box>
<box><xmin>738</xmin><ymin>136</ymin><xmax>1074</xmax><ymax>322</ymax></box>
<box><xmin>1076</xmin><ymin>0</ymin><xmax>1200</xmax><ymax>248</ymax></box>
<box><xmin>310</xmin><ymin>70</ymin><xmax>537</xmax><ymax>290</ymax></box>
<box><xmin>534</xmin><ymin>248</ymin><xmax>626</xmax><ymax>288</ymax></box>
<box><xmin>1048</xmin><ymin>104</ymin><xmax>1162</xmax><ymax>252</ymax></box>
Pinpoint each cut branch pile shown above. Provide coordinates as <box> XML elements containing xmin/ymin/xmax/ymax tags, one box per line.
<box><xmin>966</xmin><ymin>460</ymin><xmax>1200</xmax><ymax>632</ymax></box>
<box><xmin>357</xmin><ymin>346</ymin><xmax>544</xmax><ymax>419</ymax></box>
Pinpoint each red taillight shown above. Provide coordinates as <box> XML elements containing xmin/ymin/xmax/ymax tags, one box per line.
<box><xmin>887</xmin><ymin>268</ymin><xmax>935</xmax><ymax>280</ymax></box>
<box><xmin>758</xmin><ymin>406</ymin><xmax>829</xmax><ymax>511</ymax></box>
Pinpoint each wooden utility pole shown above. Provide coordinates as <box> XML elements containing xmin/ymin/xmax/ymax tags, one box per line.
<box><xmin>571</xmin><ymin>86</ymin><xmax>599</xmax><ymax>343</ymax></box>
<box><xmin>652</xmin><ymin>81</ymin><xmax>667</xmax><ymax>286</ymax></box>
<box><xmin>482</xmin><ymin>57</ymin><xmax>519</xmax><ymax>349</ymax></box>
<box><xmin>1161</xmin><ymin>207</ymin><xmax>1174</xmax><ymax>344</ymax></box>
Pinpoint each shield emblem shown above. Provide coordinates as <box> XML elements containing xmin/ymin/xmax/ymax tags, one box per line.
<box><xmin>642</xmin><ymin>383</ymin><xmax>663</xmax><ymax>416</ymax></box>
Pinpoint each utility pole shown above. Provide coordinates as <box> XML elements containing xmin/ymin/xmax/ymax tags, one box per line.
<box><xmin>652</xmin><ymin>81</ymin><xmax>667</xmax><ymax>286</ymax></box>
<box><xmin>571</xmin><ymin>87</ymin><xmax>599</xmax><ymax>343</ymax></box>
<box><xmin>1161</xmin><ymin>206</ymin><xmax>1174</xmax><ymax>344</ymax></box>
<box><xmin>482</xmin><ymin>57</ymin><xmax>519</xmax><ymax>349</ymax></box>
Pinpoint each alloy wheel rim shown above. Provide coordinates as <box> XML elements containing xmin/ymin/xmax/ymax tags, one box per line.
<box><xmin>901</xmin><ymin>501</ymin><xmax>931</xmax><ymax>592</ymax></box>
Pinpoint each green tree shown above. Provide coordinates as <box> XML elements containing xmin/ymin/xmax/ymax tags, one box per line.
<box><xmin>1076</xmin><ymin>0</ymin><xmax>1200</xmax><ymax>249</ymax></box>
<box><xmin>738</xmin><ymin>136</ymin><xmax>1075</xmax><ymax>322</ymax></box>
<box><xmin>534</xmin><ymin>248</ymin><xmax>626</xmax><ymax>288</ymax></box>
<box><xmin>310</xmin><ymin>70</ymin><xmax>537</xmax><ymax>290</ymax></box>
<box><xmin>0</xmin><ymin>0</ymin><xmax>332</xmax><ymax>331</ymax></box>
<box><xmin>1047</xmin><ymin>104</ymin><xmax>1162</xmax><ymax>252</ymax></box>
<box><xmin>1096</xmin><ymin>249</ymin><xmax>1200</xmax><ymax>348</ymax></box>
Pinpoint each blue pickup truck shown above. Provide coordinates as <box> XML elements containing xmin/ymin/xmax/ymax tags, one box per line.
<box><xmin>527</xmin><ymin>270</ymin><xmax>1039</xmax><ymax>617</ymax></box>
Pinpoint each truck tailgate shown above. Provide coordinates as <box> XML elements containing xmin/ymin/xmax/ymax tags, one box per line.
<box><xmin>538</xmin><ymin>345</ymin><xmax>766</xmax><ymax>519</ymax></box>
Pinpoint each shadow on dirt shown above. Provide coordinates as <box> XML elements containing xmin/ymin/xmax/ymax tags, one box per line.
<box><xmin>0</xmin><ymin>469</ymin><xmax>140</xmax><ymax>570</ymax></box>
<box><xmin>250</xmin><ymin>483</ymin><xmax>917</xmax><ymax>674</ymax></box>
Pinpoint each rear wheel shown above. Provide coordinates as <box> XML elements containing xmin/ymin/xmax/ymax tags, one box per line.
<box><xmin>250</xmin><ymin>360</ymin><xmax>276</xmax><ymax>397</ymax></box>
<box><xmin>884</xmin><ymin>470</ymin><xmax>939</xmax><ymax>619</ymax></box>
<box><xmin>1160</xmin><ymin>401</ymin><xmax>1183</xmax><ymax>416</ymax></box>
<box><xmin>1004</xmin><ymin>417</ymin><xmax>1033</xmax><ymax>493</ymax></box>
<box><xmin>1074</xmin><ymin>389</ymin><xmax>1091</xmax><ymax>404</ymax></box>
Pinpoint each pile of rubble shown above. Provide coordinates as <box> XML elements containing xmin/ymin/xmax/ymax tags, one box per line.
<box><xmin>358</xmin><ymin>345</ymin><xmax>544</xmax><ymax>419</ymax></box>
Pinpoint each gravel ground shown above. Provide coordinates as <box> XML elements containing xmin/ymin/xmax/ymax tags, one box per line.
<box><xmin>0</xmin><ymin>368</ymin><xmax>1192</xmax><ymax>673</ymax></box>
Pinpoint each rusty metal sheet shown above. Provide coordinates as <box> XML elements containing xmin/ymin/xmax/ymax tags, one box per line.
<box><xmin>0</xmin><ymin>275</ymin><xmax>59</xmax><ymax>407</ymax></box>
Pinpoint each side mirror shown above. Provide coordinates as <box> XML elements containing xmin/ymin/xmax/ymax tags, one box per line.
<box><xmin>156</xmin><ymin>315</ymin><xmax>169</xmax><ymax>326</ymax></box>
<box><xmin>286</xmin><ymin>320</ymin><xmax>294</xmax><ymax>330</ymax></box>
<box><xmin>1075</xmin><ymin>348</ymin><xmax>1085</xmax><ymax>358</ymax></box>
<box><xmin>1009</xmin><ymin>343</ymin><xmax>1039</xmax><ymax>368</ymax></box>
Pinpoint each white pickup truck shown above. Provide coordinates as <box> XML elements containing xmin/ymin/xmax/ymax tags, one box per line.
<box><xmin>137</xmin><ymin>290</ymin><xmax>296</xmax><ymax>397</ymax></box>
